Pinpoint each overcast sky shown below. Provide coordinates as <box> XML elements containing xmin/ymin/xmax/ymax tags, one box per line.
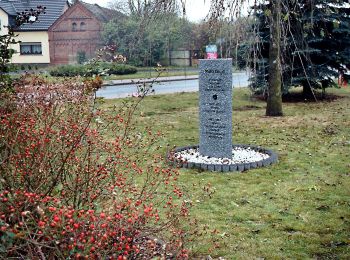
<box><xmin>83</xmin><ymin>0</ymin><xmax>211</xmax><ymax>22</ymax></box>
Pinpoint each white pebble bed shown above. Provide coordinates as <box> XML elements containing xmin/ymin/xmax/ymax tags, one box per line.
<box><xmin>174</xmin><ymin>147</ymin><xmax>270</xmax><ymax>165</ymax></box>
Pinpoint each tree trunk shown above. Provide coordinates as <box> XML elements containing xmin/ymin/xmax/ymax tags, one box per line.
<box><xmin>302</xmin><ymin>83</ymin><xmax>313</xmax><ymax>99</ymax></box>
<box><xmin>266</xmin><ymin>0</ymin><xmax>283</xmax><ymax>116</ymax></box>
<box><xmin>302</xmin><ymin>81</ymin><xmax>317</xmax><ymax>101</ymax></box>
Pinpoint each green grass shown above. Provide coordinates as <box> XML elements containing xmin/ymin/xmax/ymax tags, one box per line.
<box><xmin>101</xmin><ymin>87</ymin><xmax>350</xmax><ymax>259</ymax></box>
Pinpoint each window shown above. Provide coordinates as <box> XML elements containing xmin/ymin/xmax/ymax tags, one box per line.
<box><xmin>80</xmin><ymin>22</ymin><xmax>86</xmax><ymax>31</ymax></box>
<box><xmin>20</xmin><ymin>43</ymin><xmax>42</xmax><ymax>55</ymax></box>
<box><xmin>72</xmin><ymin>22</ymin><xmax>77</xmax><ymax>31</ymax></box>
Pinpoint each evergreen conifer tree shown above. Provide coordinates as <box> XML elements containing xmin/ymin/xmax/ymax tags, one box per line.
<box><xmin>250</xmin><ymin>0</ymin><xmax>350</xmax><ymax>98</ymax></box>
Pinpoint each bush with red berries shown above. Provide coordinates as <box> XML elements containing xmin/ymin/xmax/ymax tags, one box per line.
<box><xmin>0</xmin><ymin>75</ymin><xmax>190</xmax><ymax>259</ymax></box>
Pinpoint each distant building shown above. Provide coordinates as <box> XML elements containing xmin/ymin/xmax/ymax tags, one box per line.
<box><xmin>0</xmin><ymin>0</ymin><xmax>69</xmax><ymax>64</ymax></box>
<box><xmin>0</xmin><ymin>0</ymin><xmax>120</xmax><ymax>65</ymax></box>
<box><xmin>169</xmin><ymin>49</ymin><xmax>200</xmax><ymax>67</ymax></box>
<box><xmin>49</xmin><ymin>1</ymin><xmax>121</xmax><ymax>64</ymax></box>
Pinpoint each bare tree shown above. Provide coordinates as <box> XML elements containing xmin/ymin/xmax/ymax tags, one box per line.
<box><xmin>108</xmin><ymin>0</ymin><xmax>185</xmax><ymax>17</ymax></box>
<box><xmin>108</xmin><ymin>0</ymin><xmax>130</xmax><ymax>14</ymax></box>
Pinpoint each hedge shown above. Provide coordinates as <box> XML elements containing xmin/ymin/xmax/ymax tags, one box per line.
<box><xmin>49</xmin><ymin>63</ymin><xmax>137</xmax><ymax>77</ymax></box>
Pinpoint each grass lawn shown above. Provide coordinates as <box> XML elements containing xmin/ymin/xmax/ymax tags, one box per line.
<box><xmin>101</xmin><ymin>87</ymin><xmax>350</xmax><ymax>259</ymax></box>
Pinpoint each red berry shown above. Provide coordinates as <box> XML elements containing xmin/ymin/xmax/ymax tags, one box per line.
<box><xmin>38</xmin><ymin>221</ymin><xmax>45</xmax><ymax>227</ymax></box>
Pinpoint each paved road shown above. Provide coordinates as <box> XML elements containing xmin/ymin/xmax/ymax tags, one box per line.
<box><xmin>102</xmin><ymin>75</ymin><xmax>199</xmax><ymax>86</ymax></box>
<box><xmin>96</xmin><ymin>72</ymin><xmax>249</xmax><ymax>99</ymax></box>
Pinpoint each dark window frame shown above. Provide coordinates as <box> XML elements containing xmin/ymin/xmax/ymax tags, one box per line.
<box><xmin>72</xmin><ymin>22</ymin><xmax>77</xmax><ymax>31</ymax></box>
<box><xmin>20</xmin><ymin>43</ymin><xmax>43</xmax><ymax>55</ymax></box>
<box><xmin>80</xmin><ymin>22</ymin><xmax>86</xmax><ymax>31</ymax></box>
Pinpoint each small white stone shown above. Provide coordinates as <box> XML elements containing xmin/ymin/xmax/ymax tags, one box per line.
<box><xmin>174</xmin><ymin>147</ymin><xmax>269</xmax><ymax>165</ymax></box>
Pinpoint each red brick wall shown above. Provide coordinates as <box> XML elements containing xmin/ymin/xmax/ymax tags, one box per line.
<box><xmin>48</xmin><ymin>3</ymin><xmax>104</xmax><ymax>64</ymax></box>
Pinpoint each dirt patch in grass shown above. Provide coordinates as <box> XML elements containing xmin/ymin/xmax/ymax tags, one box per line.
<box><xmin>255</xmin><ymin>91</ymin><xmax>346</xmax><ymax>103</ymax></box>
<box><xmin>234</xmin><ymin>105</ymin><xmax>263</xmax><ymax>111</ymax></box>
<box><xmin>282</xmin><ymin>92</ymin><xmax>345</xmax><ymax>103</ymax></box>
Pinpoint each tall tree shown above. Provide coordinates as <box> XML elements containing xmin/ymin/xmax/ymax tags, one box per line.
<box><xmin>108</xmin><ymin>0</ymin><xmax>183</xmax><ymax>17</ymax></box>
<box><xmin>266</xmin><ymin>0</ymin><xmax>283</xmax><ymax>116</ymax></box>
<box><xmin>102</xmin><ymin>11</ymin><xmax>194</xmax><ymax>66</ymax></box>
<box><xmin>107</xmin><ymin>0</ymin><xmax>184</xmax><ymax>66</ymax></box>
<box><xmin>206</xmin><ymin>0</ymin><xmax>283</xmax><ymax>116</ymax></box>
<box><xmin>250</xmin><ymin>0</ymin><xmax>350</xmax><ymax>99</ymax></box>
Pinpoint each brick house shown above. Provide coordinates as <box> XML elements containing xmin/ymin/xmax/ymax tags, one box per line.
<box><xmin>48</xmin><ymin>1</ymin><xmax>121</xmax><ymax>64</ymax></box>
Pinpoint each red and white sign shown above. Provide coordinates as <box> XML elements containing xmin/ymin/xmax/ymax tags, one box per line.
<box><xmin>206</xmin><ymin>52</ymin><xmax>218</xmax><ymax>59</ymax></box>
<box><xmin>206</xmin><ymin>45</ymin><xmax>218</xmax><ymax>59</ymax></box>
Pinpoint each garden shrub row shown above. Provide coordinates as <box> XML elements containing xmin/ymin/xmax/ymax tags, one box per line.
<box><xmin>49</xmin><ymin>63</ymin><xmax>137</xmax><ymax>77</ymax></box>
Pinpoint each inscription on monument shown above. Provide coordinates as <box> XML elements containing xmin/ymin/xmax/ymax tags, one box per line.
<box><xmin>199</xmin><ymin>59</ymin><xmax>233</xmax><ymax>158</ymax></box>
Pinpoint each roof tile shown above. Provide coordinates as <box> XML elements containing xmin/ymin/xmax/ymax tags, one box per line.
<box><xmin>0</xmin><ymin>0</ymin><xmax>67</xmax><ymax>31</ymax></box>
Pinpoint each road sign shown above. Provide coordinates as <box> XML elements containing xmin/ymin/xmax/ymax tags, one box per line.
<box><xmin>206</xmin><ymin>45</ymin><xmax>218</xmax><ymax>59</ymax></box>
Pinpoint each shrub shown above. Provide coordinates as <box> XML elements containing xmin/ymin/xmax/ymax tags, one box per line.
<box><xmin>1</xmin><ymin>190</ymin><xmax>190</xmax><ymax>258</ymax></box>
<box><xmin>49</xmin><ymin>64</ymin><xmax>88</xmax><ymax>77</ymax></box>
<box><xmin>7</xmin><ymin>64</ymin><xmax>18</xmax><ymax>72</ymax></box>
<box><xmin>107</xmin><ymin>64</ymin><xmax>138</xmax><ymax>75</ymax></box>
<box><xmin>49</xmin><ymin>63</ymin><xmax>137</xmax><ymax>77</ymax></box>
<box><xmin>0</xmin><ymin>75</ymin><xmax>190</xmax><ymax>258</ymax></box>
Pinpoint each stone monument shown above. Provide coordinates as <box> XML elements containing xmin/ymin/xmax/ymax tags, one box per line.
<box><xmin>199</xmin><ymin>59</ymin><xmax>232</xmax><ymax>158</ymax></box>
<box><xmin>168</xmin><ymin>59</ymin><xmax>278</xmax><ymax>172</ymax></box>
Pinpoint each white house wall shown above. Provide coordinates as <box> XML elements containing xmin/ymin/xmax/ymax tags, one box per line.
<box><xmin>0</xmin><ymin>8</ymin><xmax>9</xmax><ymax>35</ymax></box>
<box><xmin>11</xmin><ymin>31</ymin><xmax>50</xmax><ymax>64</ymax></box>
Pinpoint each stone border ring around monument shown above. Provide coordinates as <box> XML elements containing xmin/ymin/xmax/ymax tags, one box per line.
<box><xmin>167</xmin><ymin>144</ymin><xmax>278</xmax><ymax>172</ymax></box>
